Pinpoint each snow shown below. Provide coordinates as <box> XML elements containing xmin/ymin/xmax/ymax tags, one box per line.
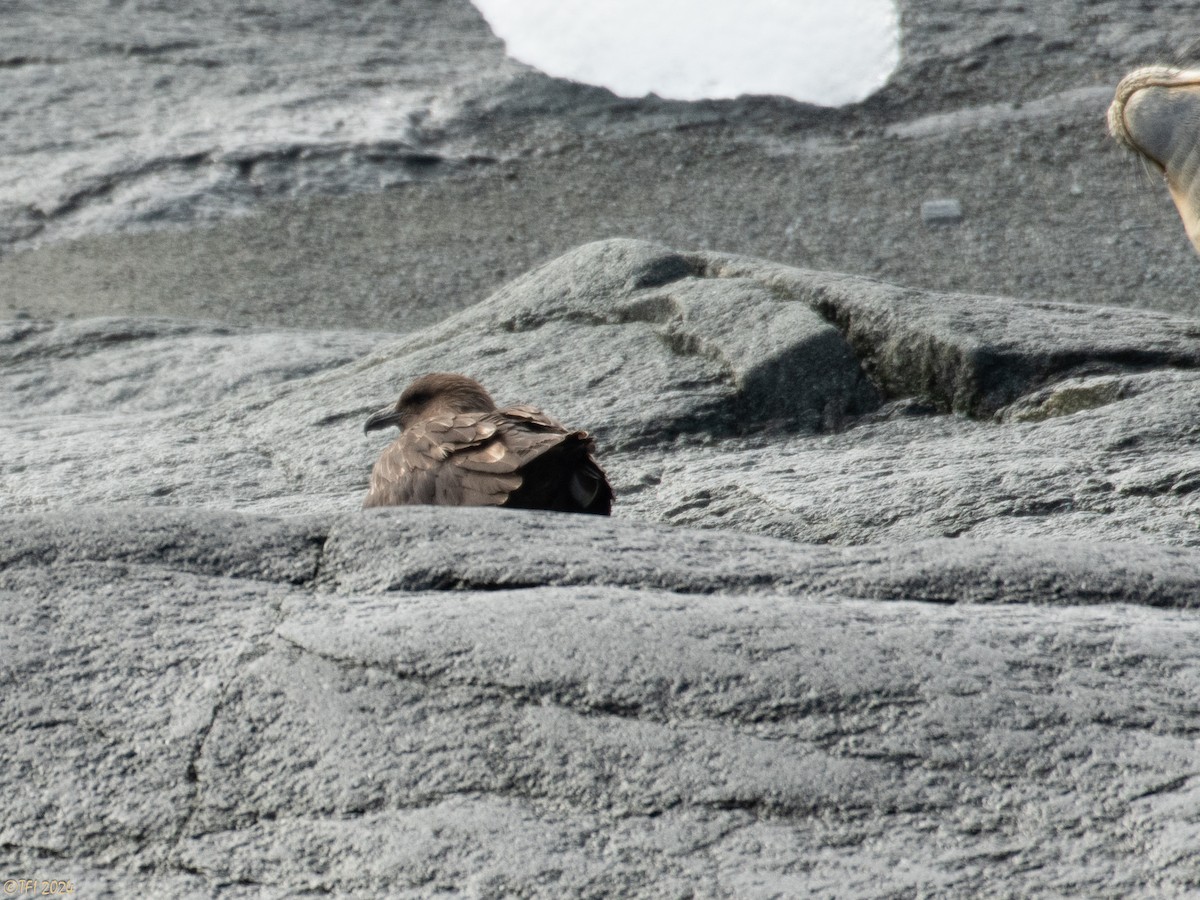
<box><xmin>471</xmin><ymin>0</ymin><xmax>901</xmax><ymax>106</ymax></box>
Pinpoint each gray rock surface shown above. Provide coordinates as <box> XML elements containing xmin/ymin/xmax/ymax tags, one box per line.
<box><xmin>5</xmin><ymin>507</ymin><xmax>1200</xmax><ymax>897</ymax></box>
<box><xmin>0</xmin><ymin>0</ymin><xmax>516</xmax><ymax>249</ymax></box>
<box><xmin>6</xmin><ymin>238</ymin><xmax>1200</xmax><ymax>551</ymax></box>
<box><xmin>5</xmin><ymin>238</ymin><xmax>1200</xmax><ymax>895</ymax></box>
<box><xmin>3</xmin><ymin>1</ymin><xmax>1200</xmax><ymax>328</ymax></box>
<box><xmin>5</xmin><ymin>0</ymin><xmax>1200</xmax><ymax>894</ymax></box>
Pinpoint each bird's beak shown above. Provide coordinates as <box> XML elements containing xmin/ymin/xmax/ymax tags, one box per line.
<box><xmin>364</xmin><ymin>406</ymin><xmax>404</xmax><ymax>434</ymax></box>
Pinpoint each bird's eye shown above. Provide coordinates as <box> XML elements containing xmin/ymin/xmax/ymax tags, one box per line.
<box><xmin>406</xmin><ymin>392</ymin><xmax>429</xmax><ymax>406</ymax></box>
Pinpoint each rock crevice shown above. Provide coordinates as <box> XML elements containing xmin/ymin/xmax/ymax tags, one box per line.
<box><xmin>6</xmin><ymin>239</ymin><xmax>1200</xmax><ymax>894</ymax></box>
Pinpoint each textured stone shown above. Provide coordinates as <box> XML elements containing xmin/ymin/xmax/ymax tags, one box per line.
<box><xmin>4</xmin><ymin>521</ymin><xmax>1199</xmax><ymax>895</ymax></box>
<box><xmin>321</xmin><ymin>506</ymin><xmax>1200</xmax><ymax>608</ymax></box>
<box><xmin>5</xmin><ymin>0</ymin><xmax>1200</xmax><ymax>889</ymax></box>
<box><xmin>921</xmin><ymin>198</ymin><xmax>963</xmax><ymax>224</ymax></box>
<box><xmin>7</xmin><ymin>240</ymin><xmax>1200</xmax><ymax>559</ymax></box>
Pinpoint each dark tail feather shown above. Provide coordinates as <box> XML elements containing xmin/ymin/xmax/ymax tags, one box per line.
<box><xmin>503</xmin><ymin>436</ymin><xmax>613</xmax><ymax>515</ymax></box>
<box><xmin>569</xmin><ymin>455</ymin><xmax>614</xmax><ymax>515</ymax></box>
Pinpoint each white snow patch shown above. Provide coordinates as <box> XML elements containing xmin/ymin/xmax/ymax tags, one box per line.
<box><xmin>471</xmin><ymin>0</ymin><xmax>901</xmax><ymax>106</ymax></box>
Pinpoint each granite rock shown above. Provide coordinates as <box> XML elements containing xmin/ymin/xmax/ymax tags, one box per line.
<box><xmin>6</xmin><ymin>0</ymin><xmax>1200</xmax><ymax>887</ymax></box>
<box><xmin>5</xmin><ymin>237</ymin><xmax>1200</xmax><ymax>894</ymax></box>
<box><xmin>5</xmin><ymin>239</ymin><xmax>1200</xmax><ymax>552</ymax></box>
<box><xmin>4</xmin><ymin>505</ymin><xmax>1200</xmax><ymax>896</ymax></box>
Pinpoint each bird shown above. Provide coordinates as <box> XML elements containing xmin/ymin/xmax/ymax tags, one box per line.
<box><xmin>362</xmin><ymin>372</ymin><xmax>613</xmax><ymax>514</ymax></box>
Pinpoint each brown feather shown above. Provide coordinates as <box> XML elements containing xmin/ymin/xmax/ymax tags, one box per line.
<box><xmin>363</xmin><ymin>373</ymin><xmax>613</xmax><ymax>514</ymax></box>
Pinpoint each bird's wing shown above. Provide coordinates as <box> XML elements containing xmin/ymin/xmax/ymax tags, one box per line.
<box><xmin>365</xmin><ymin>412</ymin><xmax>524</xmax><ymax>508</ymax></box>
<box><xmin>490</xmin><ymin>404</ymin><xmax>589</xmax><ymax>458</ymax></box>
<box><xmin>500</xmin><ymin>404</ymin><xmax>599</xmax><ymax>454</ymax></box>
<box><xmin>501</xmin><ymin>404</ymin><xmax>570</xmax><ymax>433</ymax></box>
<box><xmin>491</xmin><ymin>408</ymin><xmax>614</xmax><ymax>513</ymax></box>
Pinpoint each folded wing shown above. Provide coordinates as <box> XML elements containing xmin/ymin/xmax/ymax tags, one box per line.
<box><xmin>364</xmin><ymin>408</ymin><xmax>607</xmax><ymax>511</ymax></box>
<box><xmin>494</xmin><ymin>407</ymin><xmax>614</xmax><ymax>515</ymax></box>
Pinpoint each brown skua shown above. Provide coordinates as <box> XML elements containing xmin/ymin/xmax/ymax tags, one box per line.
<box><xmin>362</xmin><ymin>372</ymin><xmax>613</xmax><ymax>514</ymax></box>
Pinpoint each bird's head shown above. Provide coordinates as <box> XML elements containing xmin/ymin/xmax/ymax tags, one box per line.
<box><xmin>364</xmin><ymin>372</ymin><xmax>498</xmax><ymax>433</ymax></box>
